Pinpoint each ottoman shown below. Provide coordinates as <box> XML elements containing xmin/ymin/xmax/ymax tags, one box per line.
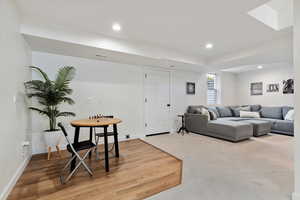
<box><xmin>244</xmin><ymin>120</ymin><xmax>271</xmax><ymax>137</ymax></box>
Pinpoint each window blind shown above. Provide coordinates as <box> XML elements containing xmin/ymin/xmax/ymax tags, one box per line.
<box><xmin>207</xmin><ymin>74</ymin><xmax>217</xmax><ymax>105</ymax></box>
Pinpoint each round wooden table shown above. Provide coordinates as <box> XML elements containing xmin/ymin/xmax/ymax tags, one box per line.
<box><xmin>70</xmin><ymin>118</ymin><xmax>122</xmax><ymax>172</ymax></box>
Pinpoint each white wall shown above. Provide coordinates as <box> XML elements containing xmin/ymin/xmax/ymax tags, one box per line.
<box><xmin>31</xmin><ymin>52</ymin><xmax>206</xmax><ymax>154</ymax></box>
<box><xmin>0</xmin><ymin>0</ymin><xmax>32</xmax><ymax>199</ymax></box>
<box><xmin>219</xmin><ymin>72</ymin><xmax>237</xmax><ymax>106</ymax></box>
<box><xmin>236</xmin><ymin>65</ymin><xmax>294</xmax><ymax>106</ymax></box>
<box><xmin>293</xmin><ymin>0</ymin><xmax>300</xmax><ymax>199</ymax></box>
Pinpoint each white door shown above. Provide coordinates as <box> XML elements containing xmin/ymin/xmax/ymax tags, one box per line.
<box><xmin>144</xmin><ymin>70</ymin><xmax>171</xmax><ymax>135</ymax></box>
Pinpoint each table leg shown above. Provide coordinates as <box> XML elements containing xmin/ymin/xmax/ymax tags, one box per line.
<box><xmin>103</xmin><ymin>126</ymin><xmax>109</xmax><ymax>172</ymax></box>
<box><xmin>177</xmin><ymin>127</ymin><xmax>183</xmax><ymax>134</ymax></box>
<box><xmin>113</xmin><ymin>124</ymin><xmax>119</xmax><ymax>157</ymax></box>
<box><xmin>71</xmin><ymin>127</ymin><xmax>80</xmax><ymax>171</ymax></box>
<box><xmin>89</xmin><ymin>127</ymin><xmax>93</xmax><ymax>159</ymax></box>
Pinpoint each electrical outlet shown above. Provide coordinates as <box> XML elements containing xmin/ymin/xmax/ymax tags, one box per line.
<box><xmin>22</xmin><ymin>141</ymin><xmax>30</xmax><ymax>146</ymax></box>
<box><xmin>21</xmin><ymin>141</ymin><xmax>30</xmax><ymax>158</ymax></box>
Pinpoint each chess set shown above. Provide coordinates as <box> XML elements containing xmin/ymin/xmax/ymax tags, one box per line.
<box><xmin>89</xmin><ymin>114</ymin><xmax>104</xmax><ymax>120</ymax></box>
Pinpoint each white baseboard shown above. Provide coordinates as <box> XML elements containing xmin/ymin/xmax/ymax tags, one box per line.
<box><xmin>0</xmin><ymin>156</ymin><xmax>31</xmax><ymax>200</ymax></box>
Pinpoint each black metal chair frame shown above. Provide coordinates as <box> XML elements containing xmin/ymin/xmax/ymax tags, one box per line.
<box><xmin>93</xmin><ymin>116</ymin><xmax>117</xmax><ymax>159</ymax></box>
<box><xmin>58</xmin><ymin>123</ymin><xmax>96</xmax><ymax>184</ymax></box>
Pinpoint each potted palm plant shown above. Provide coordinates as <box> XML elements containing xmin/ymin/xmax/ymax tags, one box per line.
<box><xmin>25</xmin><ymin>66</ymin><xmax>76</xmax><ymax>158</ymax></box>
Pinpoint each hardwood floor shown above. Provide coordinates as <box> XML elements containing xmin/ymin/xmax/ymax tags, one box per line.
<box><xmin>8</xmin><ymin>139</ymin><xmax>182</xmax><ymax>200</ymax></box>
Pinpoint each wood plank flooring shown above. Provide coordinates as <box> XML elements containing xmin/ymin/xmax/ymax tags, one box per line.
<box><xmin>8</xmin><ymin>139</ymin><xmax>182</xmax><ymax>200</ymax></box>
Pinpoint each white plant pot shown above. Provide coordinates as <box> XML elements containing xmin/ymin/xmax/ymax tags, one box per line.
<box><xmin>43</xmin><ymin>130</ymin><xmax>62</xmax><ymax>148</ymax></box>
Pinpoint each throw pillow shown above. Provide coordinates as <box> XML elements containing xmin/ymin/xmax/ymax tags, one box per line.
<box><xmin>240</xmin><ymin>111</ymin><xmax>260</xmax><ymax>118</ymax></box>
<box><xmin>193</xmin><ymin>107</ymin><xmax>202</xmax><ymax>114</ymax></box>
<box><xmin>208</xmin><ymin>110</ymin><xmax>217</xmax><ymax>120</ymax></box>
<box><xmin>282</xmin><ymin>106</ymin><xmax>293</xmax><ymax>119</ymax></box>
<box><xmin>201</xmin><ymin>107</ymin><xmax>210</xmax><ymax>121</ymax></box>
<box><xmin>231</xmin><ymin>106</ymin><xmax>250</xmax><ymax>117</ymax></box>
<box><xmin>208</xmin><ymin>107</ymin><xmax>220</xmax><ymax>118</ymax></box>
<box><xmin>216</xmin><ymin>106</ymin><xmax>233</xmax><ymax>117</ymax></box>
<box><xmin>284</xmin><ymin>109</ymin><xmax>294</xmax><ymax>121</ymax></box>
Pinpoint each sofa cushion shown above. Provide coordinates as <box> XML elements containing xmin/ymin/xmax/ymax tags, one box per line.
<box><xmin>208</xmin><ymin>106</ymin><xmax>220</xmax><ymax>118</ymax></box>
<box><xmin>217</xmin><ymin>117</ymin><xmax>243</xmax><ymax>121</ymax></box>
<box><xmin>187</xmin><ymin>106</ymin><xmax>202</xmax><ymax>114</ymax></box>
<box><xmin>272</xmin><ymin>120</ymin><xmax>294</xmax><ymax>134</ymax></box>
<box><xmin>216</xmin><ymin>106</ymin><xmax>233</xmax><ymax>117</ymax></box>
<box><xmin>260</xmin><ymin>118</ymin><xmax>293</xmax><ymax>133</ymax></box>
<box><xmin>282</xmin><ymin>106</ymin><xmax>293</xmax><ymax>119</ymax></box>
<box><xmin>260</xmin><ymin>106</ymin><xmax>283</xmax><ymax>119</ymax></box>
<box><xmin>260</xmin><ymin>118</ymin><xmax>277</xmax><ymax>127</ymax></box>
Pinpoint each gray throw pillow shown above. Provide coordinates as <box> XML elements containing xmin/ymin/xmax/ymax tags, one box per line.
<box><xmin>193</xmin><ymin>107</ymin><xmax>202</xmax><ymax>114</ymax></box>
<box><xmin>208</xmin><ymin>110</ymin><xmax>217</xmax><ymax>120</ymax></box>
<box><xmin>250</xmin><ymin>105</ymin><xmax>262</xmax><ymax>112</ymax></box>
<box><xmin>216</xmin><ymin>106</ymin><xmax>233</xmax><ymax>117</ymax></box>
<box><xmin>208</xmin><ymin>106</ymin><xmax>220</xmax><ymax>118</ymax></box>
<box><xmin>187</xmin><ymin>106</ymin><xmax>202</xmax><ymax>114</ymax></box>
<box><xmin>231</xmin><ymin>106</ymin><xmax>250</xmax><ymax>117</ymax></box>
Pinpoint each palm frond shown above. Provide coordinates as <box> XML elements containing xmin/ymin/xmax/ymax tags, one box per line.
<box><xmin>29</xmin><ymin>107</ymin><xmax>49</xmax><ymax>116</ymax></box>
<box><xmin>55</xmin><ymin>66</ymin><xmax>75</xmax><ymax>90</ymax></box>
<box><xmin>24</xmin><ymin>80</ymin><xmax>46</xmax><ymax>91</ymax></box>
<box><xmin>57</xmin><ymin>112</ymin><xmax>76</xmax><ymax>117</ymax></box>
<box><xmin>60</xmin><ymin>97</ymin><xmax>75</xmax><ymax>105</ymax></box>
<box><xmin>27</xmin><ymin>92</ymin><xmax>47</xmax><ymax>99</ymax></box>
<box><xmin>30</xmin><ymin>66</ymin><xmax>51</xmax><ymax>82</ymax></box>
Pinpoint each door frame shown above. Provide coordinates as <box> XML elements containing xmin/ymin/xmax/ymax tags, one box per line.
<box><xmin>143</xmin><ymin>67</ymin><xmax>173</xmax><ymax>137</ymax></box>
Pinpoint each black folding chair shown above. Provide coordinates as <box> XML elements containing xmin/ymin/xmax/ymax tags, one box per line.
<box><xmin>58</xmin><ymin>123</ymin><xmax>96</xmax><ymax>184</ymax></box>
<box><xmin>94</xmin><ymin>116</ymin><xmax>116</xmax><ymax>159</ymax></box>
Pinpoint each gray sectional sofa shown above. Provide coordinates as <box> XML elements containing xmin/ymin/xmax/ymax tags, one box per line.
<box><xmin>185</xmin><ymin>105</ymin><xmax>294</xmax><ymax>142</ymax></box>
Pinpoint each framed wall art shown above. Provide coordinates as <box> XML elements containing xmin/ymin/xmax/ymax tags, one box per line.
<box><xmin>250</xmin><ymin>82</ymin><xmax>263</xmax><ymax>96</ymax></box>
<box><xmin>186</xmin><ymin>82</ymin><xmax>195</xmax><ymax>95</ymax></box>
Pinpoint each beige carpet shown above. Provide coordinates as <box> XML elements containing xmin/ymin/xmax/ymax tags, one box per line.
<box><xmin>143</xmin><ymin>133</ymin><xmax>294</xmax><ymax>200</ymax></box>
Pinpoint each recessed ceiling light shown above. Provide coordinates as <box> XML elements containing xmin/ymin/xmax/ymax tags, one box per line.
<box><xmin>205</xmin><ymin>43</ymin><xmax>214</xmax><ymax>49</ymax></box>
<box><xmin>112</xmin><ymin>23</ymin><xmax>121</xmax><ymax>32</ymax></box>
<box><xmin>257</xmin><ymin>65</ymin><xmax>263</xmax><ymax>69</ymax></box>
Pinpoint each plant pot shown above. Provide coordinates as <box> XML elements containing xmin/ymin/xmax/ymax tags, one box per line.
<box><xmin>43</xmin><ymin>130</ymin><xmax>62</xmax><ymax>148</ymax></box>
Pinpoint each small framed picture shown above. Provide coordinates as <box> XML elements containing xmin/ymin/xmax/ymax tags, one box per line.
<box><xmin>266</xmin><ymin>83</ymin><xmax>279</xmax><ymax>93</ymax></box>
<box><xmin>250</xmin><ymin>82</ymin><xmax>263</xmax><ymax>96</ymax></box>
<box><xmin>283</xmin><ymin>79</ymin><xmax>294</xmax><ymax>94</ymax></box>
<box><xmin>186</xmin><ymin>82</ymin><xmax>195</xmax><ymax>95</ymax></box>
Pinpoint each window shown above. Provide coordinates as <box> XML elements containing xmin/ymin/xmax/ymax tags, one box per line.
<box><xmin>207</xmin><ymin>73</ymin><xmax>218</xmax><ymax>105</ymax></box>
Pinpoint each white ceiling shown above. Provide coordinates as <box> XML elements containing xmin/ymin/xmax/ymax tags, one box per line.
<box><xmin>221</xmin><ymin>62</ymin><xmax>293</xmax><ymax>73</ymax></box>
<box><xmin>24</xmin><ymin>35</ymin><xmax>207</xmax><ymax>72</ymax></box>
<box><xmin>16</xmin><ymin>0</ymin><xmax>292</xmax><ymax>61</ymax></box>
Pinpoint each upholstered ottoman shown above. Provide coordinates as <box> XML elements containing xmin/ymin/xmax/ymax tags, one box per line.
<box><xmin>245</xmin><ymin>120</ymin><xmax>271</xmax><ymax>137</ymax></box>
<box><xmin>205</xmin><ymin>120</ymin><xmax>254</xmax><ymax>142</ymax></box>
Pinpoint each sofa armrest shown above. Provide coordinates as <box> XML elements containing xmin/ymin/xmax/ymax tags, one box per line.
<box><xmin>185</xmin><ymin>113</ymin><xmax>208</xmax><ymax>132</ymax></box>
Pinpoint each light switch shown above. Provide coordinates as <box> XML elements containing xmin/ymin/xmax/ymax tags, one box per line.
<box><xmin>13</xmin><ymin>95</ymin><xmax>17</xmax><ymax>104</ymax></box>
